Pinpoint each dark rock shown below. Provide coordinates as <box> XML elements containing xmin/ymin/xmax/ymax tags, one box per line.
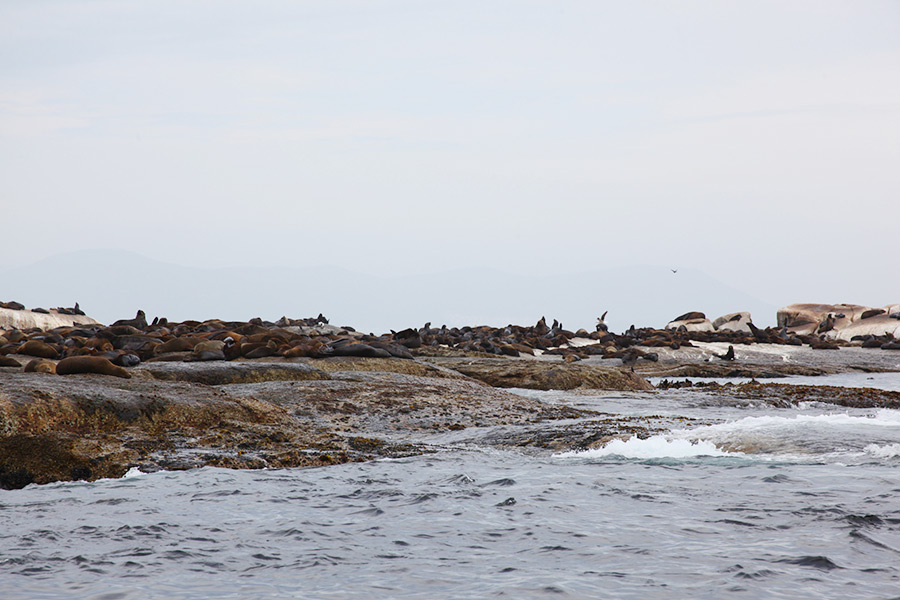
<box><xmin>0</xmin><ymin>434</ymin><xmax>127</xmax><ymax>490</ymax></box>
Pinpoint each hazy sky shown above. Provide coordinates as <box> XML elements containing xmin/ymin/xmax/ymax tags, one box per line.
<box><xmin>2</xmin><ymin>1</ymin><xmax>899</xmax><ymax>311</ymax></box>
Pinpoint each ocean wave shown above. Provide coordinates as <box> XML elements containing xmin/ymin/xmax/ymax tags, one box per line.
<box><xmin>668</xmin><ymin>411</ymin><xmax>900</xmax><ymax>456</ymax></box>
<box><xmin>687</xmin><ymin>410</ymin><xmax>900</xmax><ymax>434</ymax></box>
<box><xmin>863</xmin><ymin>443</ymin><xmax>900</xmax><ymax>459</ymax></box>
<box><xmin>558</xmin><ymin>435</ymin><xmax>739</xmax><ymax>459</ymax></box>
<box><xmin>559</xmin><ymin>409</ymin><xmax>900</xmax><ymax>461</ymax></box>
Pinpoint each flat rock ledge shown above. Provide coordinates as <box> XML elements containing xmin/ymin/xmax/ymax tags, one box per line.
<box><xmin>421</xmin><ymin>357</ymin><xmax>653</xmax><ymax>391</ymax></box>
<box><xmin>694</xmin><ymin>381</ymin><xmax>900</xmax><ymax>410</ymax></box>
<box><xmin>137</xmin><ymin>361</ymin><xmax>331</xmax><ymax>385</ymax></box>
<box><xmin>637</xmin><ymin>363</ymin><xmax>837</xmax><ymax>379</ymax></box>
<box><xmin>0</xmin><ymin>357</ymin><xmax>641</xmax><ymax>489</ymax></box>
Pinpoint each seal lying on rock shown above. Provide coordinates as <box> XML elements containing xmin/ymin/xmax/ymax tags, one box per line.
<box><xmin>24</xmin><ymin>359</ymin><xmax>56</xmax><ymax>374</ymax></box>
<box><xmin>665</xmin><ymin>312</ymin><xmax>715</xmax><ymax>332</ymax></box>
<box><xmin>17</xmin><ymin>340</ymin><xmax>61</xmax><ymax>359</ymax></box>
<box><xmin>56</xmin><ymin>356</ymin><xmax>131</xmax><ymax>379</ymax></box>
<box><xmin>330</xmin><ymin>339</ymin><xmax>392</xmax><ymax>358</ymax></box>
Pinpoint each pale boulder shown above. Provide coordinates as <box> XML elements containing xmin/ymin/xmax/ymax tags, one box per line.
<box><xmin>0</xmin><ymin>307</ymin><xmax>100</xmax><ymax>331</ymax></box>
<box><xmin>712</xmin><ymin>312</ymin><xmax>752</xmax><ymax>333</ymax></box>
<box><xmin>827</xmin><ymin>315</ymin><xmax>900</xmax><ymax>342</ymax></box>
<box><xmin>665</xmin><ymin>318</ymin><xmax>715</xmax><ymax>332</ymax></box>
<box><xmin>777</xmin><ymin>303</ymin><xmax>869</xmax><ymax>335</ymax></box>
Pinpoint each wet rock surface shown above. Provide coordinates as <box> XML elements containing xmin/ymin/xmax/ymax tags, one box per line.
<box><xmin>0</xmin><ymin>357</ymin><xmax>606</xmax><ymax>489</ymax></box>
<box><xmin>638</xmin><ymin>363</ymin><xmax>837</xmax><ymax>378</ymax></box>
<box><xmin>631</xmin><ymin>342</ymin><xmax>900</xmax><ymax>376</ymax></box>
<box><xmin>698</xmin><ymin>381</ymin><xmax>900</xmax><ymax>409</ymax></box>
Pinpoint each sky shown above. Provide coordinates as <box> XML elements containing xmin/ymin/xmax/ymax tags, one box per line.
<box><xmin>1</xmin><ymin>1</ymin><xmax>899</xmax><ymax>323</ymax></box>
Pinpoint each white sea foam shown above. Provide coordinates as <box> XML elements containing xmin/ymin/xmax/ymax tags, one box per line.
<box><xmin>560</xmin><ymin>409</ymin><xmax>900</xmax><ymax>461</ymax></box>
<box><xmin>681</xmin><ymin>410</ymin><xmax>900</xmax><ymax>436</ymax></box>
<box><xmin>864</xmin><ymin>443</ymin><xmax>900</xmax><ymax>459</ymax></box>
<box><xmin>666</xmin><ymin>411</ymin><xmax>900</xmax><ymax>456</ymax></box>
<box><xmin>123</xmin><ymin>467</ymin><xmax>145</xmax><ymax>478</ymax></box>
<box><xmin>559</xmin><ymin>435</ymin><xmax>738</xmax><ymax>459</ymax></box>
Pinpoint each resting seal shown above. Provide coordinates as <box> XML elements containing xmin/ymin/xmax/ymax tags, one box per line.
<box><xmin>154</xmin><ymin>337</ymin><xmax>200</xmax><ymax>354</ymax></box>
<box><xmin>17</xmin><ymin>340</ymin><xmax>61</xmax><ymax>359</ymax></box>
<box><xmin>56</xmin><ymin>356</ymin><xmax>131</xmax><ymax>378</ymax></box>
<box><xmin>24</xmin><ymin>358</ymin><xmax>56</xmax><ymax>374</ymax></box>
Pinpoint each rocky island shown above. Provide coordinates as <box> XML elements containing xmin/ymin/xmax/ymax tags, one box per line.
<box><xmin>2</xmin><ymin>301</ymin><xmax>899</xmax><ymax>490</ymax></box>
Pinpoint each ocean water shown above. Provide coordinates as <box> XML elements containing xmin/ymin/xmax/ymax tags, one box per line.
<box><xmin>2</xmin><ymin>378</ymin><xmax>900</xmax><ymax>599</ymax></box>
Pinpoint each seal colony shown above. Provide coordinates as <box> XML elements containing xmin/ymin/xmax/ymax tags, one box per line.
<box><xmin>1</xmin><ymin>299</ymin><xmax>899</xmax><ymax>490</ymax></box>
<box><xmin>2</xmin><ymin>301</ymin><xmax>898</xmax><ymax>374</ymax></box>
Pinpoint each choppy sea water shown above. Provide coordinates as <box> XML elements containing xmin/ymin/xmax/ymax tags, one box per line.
<box><xmin>3</xmin><ymin>375</ymin><xmax>900</xmax><ymax>600</ymax></box>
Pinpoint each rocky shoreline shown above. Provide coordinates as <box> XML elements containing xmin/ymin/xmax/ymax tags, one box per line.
<box><xmin>0</xmin><ymin>355</ymin><xmax>639</xmax><ymax>489</ymax></box>
<box><xmin>2</xmin><ymin>306</ymin><xmax>900</xmax><ymax>490</ymax></box>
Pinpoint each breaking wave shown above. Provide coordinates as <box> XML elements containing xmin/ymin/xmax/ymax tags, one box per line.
<box><xmin>560</xmin><ymin>409</ymin><xmax>900</xmax><ymax>461</ymax></box>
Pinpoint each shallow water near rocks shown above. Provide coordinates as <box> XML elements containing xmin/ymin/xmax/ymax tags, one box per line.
<box><xmin>648</xmin><ymin>371</ymin><xmax>900</xmax><ymax>392</ymax></box>
<box><xmin>2</xmin><ymin>382</ymin><xmax>900</xmax><ymax>599</ymax></box>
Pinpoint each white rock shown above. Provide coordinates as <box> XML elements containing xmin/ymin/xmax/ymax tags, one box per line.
<box><xmin>0</xmin><ymin>307</ymin><xmax>100</xmax><ymax>331</ymax></box>
<box><xmin>777</xmin><ymin>303</ymin><xmax>869</xmax><ymax>334</ymax></box>
<box><xmin>827</xmin><ymin>315</ymin><xmax>900</xmax><ymax>341</ymax></box>
<box><xmin>665</xmin><ymin>318</ymin><xmax>715</xmax><ymax>332</ymax></box>
<box><xmin>712</xmin><ymin>312</ymin><xmax>752</xmax><ymax>333</ymax></box>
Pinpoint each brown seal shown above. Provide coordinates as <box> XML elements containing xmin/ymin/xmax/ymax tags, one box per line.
<box><xmin>154</xmin><ymin>337</ymin><xmax>200</xmax><ymax>354</ymax></box>
<box><xmin>809</xmin><ymin>340</ymin><xmax>840</xmax><ymax>350</ymax></box>
<box><xmin>111</xmin><ymin>310</ymin><xmax>148</xmax><ymax>329</ymax></box>
<box><xmin>0</xmin><ymin>356</ymin><xmax>22</xmax><ymax>368</ymax></box>
<box><xmin>83</xmin><ymin>337</ymin><xmax>115</xmax><ymax>352</ymax></box>
<box><xmin>673</xmin><ymin>311</ymin><xmax>706</xmax><ymax>322</ymax></box>
<box><xmin>24</xmin><ymin>358</ymin><xmax>56</xmax><ymax>374</ymax></box>
<box><xmin>283</xmin><ymin>339</ymin><xmax>332</xmax><ymax>358</ymax></box>
<box><xmin>17</xmin><ymin>340</ymin><xmax>61</xmax><ymax>359</ymax></box>
<box><xmin>192</xmin><ymin>340</ymin><xmax>226</xmax><ymax>354</ymax></box>
<box><xmin>56</xmin><ymin>356</ymin><xmax>131</xmax><ymax>378</ymax></box>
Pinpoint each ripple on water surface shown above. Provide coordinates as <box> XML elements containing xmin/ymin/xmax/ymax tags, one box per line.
<box><xmin>2</xmin><ymin>400</ymin><xmax>900</xmax><ymax>599</ymax></box>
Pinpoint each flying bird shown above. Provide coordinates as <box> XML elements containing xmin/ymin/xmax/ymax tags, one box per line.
<box><xmin>671</xmin><ymin>269</ymin><xmax>678</xmax><ymax>274</ymax></box>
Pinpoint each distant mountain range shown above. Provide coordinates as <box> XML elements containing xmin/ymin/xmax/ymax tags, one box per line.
<box><xmin>0</xmin><ymin>250</ymin><xmax>778</xmax><ymax>334</ymax></box>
